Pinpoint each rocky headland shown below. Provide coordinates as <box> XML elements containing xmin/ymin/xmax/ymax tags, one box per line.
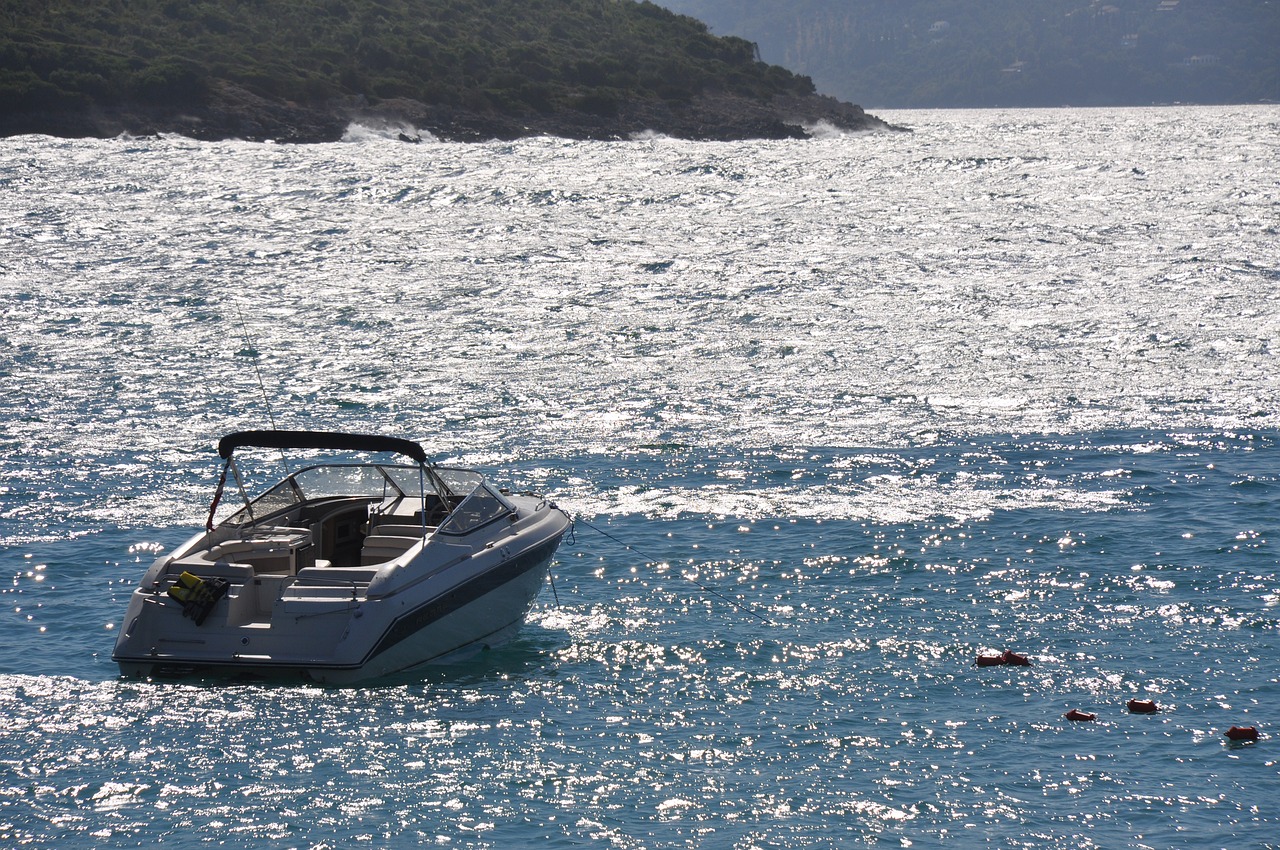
<box><xmin>2</xmin><ymin>0</ymin><xmax>903</xmax><ymax>144</ymax></box>
<box><xmin>9</xmin><ymin>81</ymin><xmax>899</xmax><ymax>143</ymax></box>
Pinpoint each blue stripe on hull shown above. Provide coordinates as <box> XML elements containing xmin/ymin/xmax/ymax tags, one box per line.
<box><xmin>362</xmin><ymin>535</ymin><xmax>562</xmax><ymax>666</ymax></box>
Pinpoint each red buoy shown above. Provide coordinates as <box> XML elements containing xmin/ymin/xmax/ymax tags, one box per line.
<box><xmin>1225</xmin><ymin>726</ymin><xmax>1259</xmax><ymax>742</ymax></box>
<box><xmin>1064</xmin><ymin>708</ymin><xmax>1097</xmax><ymax>722</ymax></box>
<box><xmin>1127</xmin><ymin>699</ymin><xmax>1160</xmax><ymax>714</ymax></box>
<box><xmin>974</xmin><ymin>650</ymin><xmax>1032</xmax><ymax>667</ymax></box>
<box><xmin>1001</xmin><ymin>650</ymin><xmax>1031</xmax><ymax>666</ymax></box>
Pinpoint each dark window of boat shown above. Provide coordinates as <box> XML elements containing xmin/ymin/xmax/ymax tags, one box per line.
<box><xmin>437</xmin><ymin>485</ymin><xmax>513</xmax><ymax>536</ymax></box>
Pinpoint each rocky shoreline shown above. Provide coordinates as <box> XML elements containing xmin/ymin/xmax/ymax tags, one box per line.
<box><xmin>5</xmin><ymin>81</ymin><xmax>904</xmax><ymax>143</ymax></box>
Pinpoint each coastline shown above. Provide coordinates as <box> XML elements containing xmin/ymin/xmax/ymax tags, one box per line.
<box><xmin>2</xmin><ymin>82</ymin><xmax>906</xmax><ymax>143</ymax></box>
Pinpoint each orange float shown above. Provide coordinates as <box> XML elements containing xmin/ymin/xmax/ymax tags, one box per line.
<box><xmin>1127</xmin><ymin>699</ymin><xmax>1159</xmax><ymax>714</ymax></box>
<box><xmin>974</xmin><ymin>650</ymin><xmax>1032</xmax><ymax>667</ymax></box>
<box><xmin>1064</xmin><ymin>708</ymin><xmax>1097</xmax><ymax>722</ymax></box>
<box><xmin>1225</xmin><ymin>726</ymin><xmax>1259</xmax><ymax>742</ymax></box>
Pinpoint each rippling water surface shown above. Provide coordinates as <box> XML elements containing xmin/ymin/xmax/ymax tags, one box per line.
<box><xmin>2</xmin><ymin>106</ymin><xmax>1279</xmax><ymax>848</ymax></box>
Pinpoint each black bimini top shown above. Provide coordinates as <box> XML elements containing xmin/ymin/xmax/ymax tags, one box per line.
<box><xmin>218</xmin><ymin>430</ymin><xmax>428</xmax><ymax>463</ymax></box>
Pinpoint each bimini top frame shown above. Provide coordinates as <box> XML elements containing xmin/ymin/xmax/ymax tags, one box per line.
<box><xmin>218</xmin><ymin>430</ymin><xmax>427</xmax><ymax>463</ymax></box>
<box><xmin>206</xmin><ymin>430</ymin><xmax>441</xmax><ymax>531</ymax></box>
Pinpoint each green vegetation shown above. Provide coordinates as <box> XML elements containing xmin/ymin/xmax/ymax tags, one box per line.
<box><xmin>662</xmin><ymin>0</ymin><xmax>1280</xmax><ymax>107</ymax></box>
<box><xmin>0</xmin><ymin>0</ymin><xmax>819</xmax><ymax>130</ymax></box>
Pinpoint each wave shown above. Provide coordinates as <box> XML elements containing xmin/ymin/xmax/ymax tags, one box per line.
<box><xmin>339</xmin><ymin>121</ymin><xmax>437</xmax><ymax>144</ymax></box>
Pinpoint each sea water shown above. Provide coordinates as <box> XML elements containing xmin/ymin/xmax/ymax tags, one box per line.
<box><xmin>1</xmin><ymin>106</ymin><xmax>1279</xmax><ymax>848</ymax></box>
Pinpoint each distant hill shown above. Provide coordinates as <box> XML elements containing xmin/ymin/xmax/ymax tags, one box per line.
<box><xmin>658</xmin><ymin>0</ymin><xmax>1280</xmax><ymax>108</ymax></box>
<box><xmin>0</xmin><ymin>0</ymin><xmax>897</xmax><ymax>141</ymax></box>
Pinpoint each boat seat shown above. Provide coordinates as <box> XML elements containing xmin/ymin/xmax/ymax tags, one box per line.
<box><xmin>209</xmin><ymin>530</ymin><xmax>312</xmax><ymax>558</ymax></box>
<box><xmin>166</xmin><ymin>557</ymin><xmax>254</xmax><ymax>582</ymax></box>
<box><xmin>209</xmin><ymin>540</ymin><xmax>291</xmax><ymax>560</ymax></box>
<box><xmin>359</xmin><ymin>533</ymin><xmax>421</xmax><ymax>565</ymax></box>
<box><xmin>245</xmin><ymin>526</ymin><xmax>312</xmax><ymax>538</ymax></box>
<box><xmin>295</xmin><ymin>565</ymin><xmax>379</xmax><ymax>584</ymax></box>
<box><xmin>370</xmin><ymin>523</ymin><xmax>429</xmax><ymax>538</ymax></box>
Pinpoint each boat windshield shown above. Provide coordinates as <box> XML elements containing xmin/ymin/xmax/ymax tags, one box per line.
<box><xmin>437</xmin><ymin>482</ymin><xmax>517</xmax><ymax>536</ymax></box>
<box><xmin>219</xmin><ymin>463</ymin><xmax>491</xmax><ymax>527</ymax></box>
<box><xmin>222</xmin><ymin>463</ymin><xmax>425</xmax><ymax>526</ymax></box>
<box><xmin>434</xmin><ymin>468</ymin><xmax>484</xmax><ymax>494</ymax></box>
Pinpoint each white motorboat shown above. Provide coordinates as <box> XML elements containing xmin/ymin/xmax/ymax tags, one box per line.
<box><xmin>112</xmin><ymin>430</ymin><xmax>571</xmax><ymax>684</ymax></box>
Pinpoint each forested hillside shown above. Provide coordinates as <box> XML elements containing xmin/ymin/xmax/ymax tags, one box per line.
<box><xmin>0</xmin><ymin>0</ymin><xmax>889</xmax><ymax>141</ymax></box>
<box><xmin>660</xmin><ymin>0</ymin><xmax>1280</xmax><ymax>108</ymax></box>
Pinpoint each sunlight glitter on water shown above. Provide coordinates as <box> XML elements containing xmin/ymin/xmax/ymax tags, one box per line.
<box><xmin>3</xmin><ymin>106</ymin><xmax>1280</xmax><ymax>848</ymax></box>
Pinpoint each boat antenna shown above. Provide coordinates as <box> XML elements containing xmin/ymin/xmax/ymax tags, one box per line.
<box><xmin>233</xmin><ymin>302</ymin><xmax>290</xmax><ymax>474</ymax></box>
<box><xmin>576</xmin><ymin>518</ymin><xmax>774</xmax><ymax>626</ymax></box>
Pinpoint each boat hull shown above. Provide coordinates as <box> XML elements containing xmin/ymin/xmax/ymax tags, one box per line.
<box><xmin>314</xmin><ymin>533</ymin><xmax>563</xmax><ymax>684</ymax></box>
<box><xmin>114</xmin><ymin>504</ymin><xmax>570</xmax><ymax>684</ymax></box>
